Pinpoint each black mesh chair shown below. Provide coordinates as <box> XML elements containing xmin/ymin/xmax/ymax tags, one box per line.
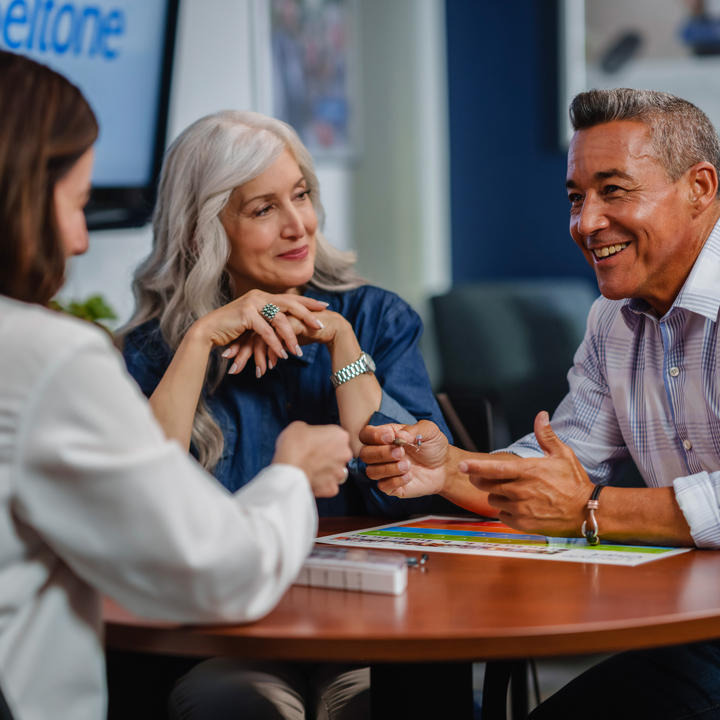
<box><xmin>432</xmin><ymin>278</ymin><xmax>598</xmax><ymax>447</ymax></box>
<box><xmin>435</xmin><ymin>391</ymin><xmax>492</xmax><ymax>452</ymax></box>
<box><xmin>433</xmin><ymin>277</ymin><xmax>643</xmax><ymax>487</ymax></box>
<box><xmin>433</xmin><ymin>280</ymin><xmax>604</xmax><ymax>718</ymax></box>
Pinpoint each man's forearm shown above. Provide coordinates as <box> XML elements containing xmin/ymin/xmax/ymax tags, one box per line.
<box><xmin>593</xmin><ymin>486</ymin><xmax>693</xmax><ymax>546</ymax></box>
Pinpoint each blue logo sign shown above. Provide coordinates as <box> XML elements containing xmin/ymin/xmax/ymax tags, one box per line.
<box><xmin>0</xmin><ymin>1</ymin><xmax>125</xmax><ymax>59</ymax></box>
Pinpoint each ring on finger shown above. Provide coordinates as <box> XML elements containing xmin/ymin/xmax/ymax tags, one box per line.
<box><xmin>260</xmin><ymin>302</ymin><xmax>280</xmax><ymax>323</ymax></box>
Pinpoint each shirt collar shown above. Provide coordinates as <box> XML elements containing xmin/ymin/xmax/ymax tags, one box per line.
<box><xmin>621</xmin><ymin>215</ymin><xmax>720</xmax><ymax>325</ymax></box>
<box><xmin>673</xmin><ymin>216</ymin><xmax>720</xmax><ymax>321</ymax></box>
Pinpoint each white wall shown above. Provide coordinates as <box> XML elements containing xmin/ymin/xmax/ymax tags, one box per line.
<box><xmin>353</xmin><ymin>0</ymin><xmax>451</xmax><ymax>380</ymax></box>
<box><xmin>61</xmin><ymin>0</ymin><xmax>451</xmax><ymax>383</ymax></box>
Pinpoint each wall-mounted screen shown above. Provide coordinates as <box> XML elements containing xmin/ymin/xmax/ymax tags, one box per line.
<box><xmin>0</xmin><ymin>0</ymin><xmax>179</xmax><ymax>228</ymax></box>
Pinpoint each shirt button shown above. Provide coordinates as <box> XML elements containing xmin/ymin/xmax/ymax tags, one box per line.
<box><xmin>669</xmin><ymin>366</ymin><xmax>680</xmax><ymax>377</ymax></box>
<box><xmin>683</xmin><ymin>439</ymin><xmax>692</xmax><ymax>451</ymax></box>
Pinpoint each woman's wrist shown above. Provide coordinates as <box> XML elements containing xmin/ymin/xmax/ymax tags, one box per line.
<box><xmin>326</xmin><ymin>317</ymin><xmax>360</xmax><ymax>367</ymax></box>
<box><xmin>439</xmin><ymin>445</ymin><xmax>467</xmax><ymax>496</ymax></box>
<box><xmin>183</xmin><ymin>318</ymin><xmax>215</xmax><ymax>353</ymax></box>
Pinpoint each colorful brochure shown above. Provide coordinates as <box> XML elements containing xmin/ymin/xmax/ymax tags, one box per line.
<box><xmin>317</xmin><ymin>515</ymin><xmax>691</xmax><ymax>566</ymax></box>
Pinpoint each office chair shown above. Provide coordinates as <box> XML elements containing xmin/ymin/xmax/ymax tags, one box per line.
<box><xmin>435</xmin><ymin>391</ymin><xmax>492</xmax><ymax>452</ymax></box>
<box><xmin>433</xmin><ymin>278</ymin><xmax>644</xmax><ymax>487</ymax></box>
<box><xmin>434</xmin><ymin>279</ymin><xmax>600</xmax><ymax>719</ymax></box>
<box><xmin>432</xmin><ymin>278</ymin><xmax>598</xmax><ymax>446</ymax></box>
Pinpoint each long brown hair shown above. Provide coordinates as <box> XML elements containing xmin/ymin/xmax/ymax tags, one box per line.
<box><xmin>0</xmin><ymin>51</ymin><xmax>98</xmax><ymax>304</ymax></box>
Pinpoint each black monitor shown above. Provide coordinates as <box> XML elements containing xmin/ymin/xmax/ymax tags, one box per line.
<box><xmin>0</xmin><ymin>0</ymin><xmax>180</xmax><ymax>229</ymax></box>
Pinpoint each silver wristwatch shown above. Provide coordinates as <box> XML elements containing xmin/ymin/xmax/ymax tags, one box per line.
<box><xmin>330</xmin><ymin>351</ymin><xmax>376</xmax><ymax>388</ymax></box>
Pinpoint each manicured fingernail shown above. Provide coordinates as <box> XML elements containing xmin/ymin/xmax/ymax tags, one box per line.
<box><xmin>458</xmin><ymin>461</ymin><xmax>468</xmax><ymax>473</ymax></box>
<box><xmin>281</xmin><ymin>350</ymin><xmax>288</xmax><ymax>360</ymax></box>
<box><xmin>381</xmin><ymin>432</ymin><xmax>393</xmax><ymax>443</ymax></box>
<box><xmin>397</xmin><ymin>460</ymin><xmax>409</xmax><ymax>472</ymax></box>
<box><xmin>255</xmin><ymin>366</ymin><xmax>262</xmax><ymax>378</ymax></box>
<box><xmin>391</xmin><ymin>447</ymin><xmax>403</xmax><ymax>459</ymax></box>
<box><xmin>268</xmin><ymin>359</ymin><xmax>275</xmax><ymax>370</ymax></box>
<box><xmin>315</xmin><ymin>320</ymin><xmax>324</xmax><ymax>329</ymax></box>
<box><xmin>229</xmin><ymin>362</ymin><xmax>238</xmax><ymax>374</ymax></box>
<box><xmin>294</xmin><ymin>345</ymin><xmax>303</xmax><ymax>357</ymax></box>
<box><xmin>221</xmin><ymin>348</ymin><xmax>233</xmax><ymax>358</ymax></box>
<box><xmin>318</xmin><ymin>301</ymin><xmax>329</xmax><ymax>307</ymax></box>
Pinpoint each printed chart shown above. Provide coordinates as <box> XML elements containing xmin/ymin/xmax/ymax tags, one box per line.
<box><xmin>318</xmin><ymin>516</ymin><xmax>690</xmax><ymax>566</ymax></box>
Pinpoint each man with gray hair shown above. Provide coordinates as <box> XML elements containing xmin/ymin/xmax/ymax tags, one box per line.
<box><xmin>360</xmin><ymin>88</ymin><xmax>720</xmax><ymax>717</ymax></box>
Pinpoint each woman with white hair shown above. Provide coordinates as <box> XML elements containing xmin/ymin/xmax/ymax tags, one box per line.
<box><xmin>121</xmin><ymin>109</ymin><xmax>452</xmax><ymax>517</ymax></box>
<box><xmin>120</xmin><ymin>110</ymin><xmax>453</xmax><ymax>719</ymax></box>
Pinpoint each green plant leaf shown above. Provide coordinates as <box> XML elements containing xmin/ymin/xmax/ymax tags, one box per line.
<box><xmin>51</xmin><ymin>294</ymin><xmax>118</xmax><ymax>329</ymax></box>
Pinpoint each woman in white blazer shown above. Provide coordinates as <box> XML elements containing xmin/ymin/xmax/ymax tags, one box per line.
<box><xmin>0</xmin><ymin>50</ymin><xmax>351</xmax><ymax>720</ymax></box>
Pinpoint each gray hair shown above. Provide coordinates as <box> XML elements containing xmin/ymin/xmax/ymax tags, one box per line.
<box><xmin>119</xmin><ymin>110</ymin><xmax>363</xmax><ymax>469</ymax></box>
<box><xmin>570</xmin><ymin>88</ymin><xmax>720</xmax><ymax>190</ymax></box>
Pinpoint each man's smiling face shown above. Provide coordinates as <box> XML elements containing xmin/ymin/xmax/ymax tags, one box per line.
<box><xmin>566</xmin><ymin>119</ymin><xmax>698</xmax><ymax>315</ymax></box>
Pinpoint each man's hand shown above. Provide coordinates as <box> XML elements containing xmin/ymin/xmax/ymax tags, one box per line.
<box><xmin>461</xmin><ymin>411</ymin><xmax>594</xmax><ymax>536</ymax></box>
<box><xmin>359</xmin><ymin>420</ymin><xmax>449</xmax><ymax>498</ymax></box>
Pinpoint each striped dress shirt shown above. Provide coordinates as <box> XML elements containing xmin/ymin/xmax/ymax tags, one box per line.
<box><xmin>507</xmin><ymin>219</ymin><xmax>720</xmax><ymax>547</ymax></box>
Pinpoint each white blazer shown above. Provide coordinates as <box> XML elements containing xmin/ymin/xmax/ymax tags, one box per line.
<box><xmin>0</xmin><ymin>295</ymin><xmax>317</xmax><ymax>720</ymax></box>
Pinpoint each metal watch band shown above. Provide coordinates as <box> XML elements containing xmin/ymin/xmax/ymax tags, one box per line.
<box><xmin>330</xmin><ymin>352</ymin><xmax>375</xmax><ymax>388</ymax></box>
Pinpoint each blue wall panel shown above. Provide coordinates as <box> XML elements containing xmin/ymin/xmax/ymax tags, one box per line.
<box><xmin>445</xmin><ymin>0</ymin><xmax>594</xmax><ymax>284</ymax></box>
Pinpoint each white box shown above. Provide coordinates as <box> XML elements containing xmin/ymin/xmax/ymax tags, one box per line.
<box><xmin>293</xmin><ymin>546</ymin><xmax>408</xmax><ymax>595</ymax></box>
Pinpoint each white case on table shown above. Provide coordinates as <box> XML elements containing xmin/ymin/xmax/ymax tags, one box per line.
<box><xmin>294</xmin><ymin>546</ymin><xmax>408</xmax><ymax>595</ymax></box>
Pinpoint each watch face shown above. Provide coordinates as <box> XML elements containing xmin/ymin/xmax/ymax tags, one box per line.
<box><xmin>362</xmin><ymin>352</ymin><xmax>376</xmax><ymax>372</ymax></box>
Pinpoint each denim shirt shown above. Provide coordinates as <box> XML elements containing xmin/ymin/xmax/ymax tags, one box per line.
<box><xmin>123</xmin><ymin>284</ymin><xmax>454</xmax><ymax>517</ymax></box>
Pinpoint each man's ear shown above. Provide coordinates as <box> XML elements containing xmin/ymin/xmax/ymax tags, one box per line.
<box><xmin>687</xmin><ymin>161</ymin><xmax>718</xmax><ymax>214</ymax></box>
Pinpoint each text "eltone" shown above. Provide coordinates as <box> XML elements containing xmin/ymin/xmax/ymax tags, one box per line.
<box><xmin>0</xmin><ymin>1</ymin><xmax>124</xmax><ymax>59</ymax></box>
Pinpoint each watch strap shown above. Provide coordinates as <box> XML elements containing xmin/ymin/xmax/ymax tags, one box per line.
<box><xmin>330</xmin><ymin>352</ymin><xmax>375</xmax><ymax>388</ymax></box>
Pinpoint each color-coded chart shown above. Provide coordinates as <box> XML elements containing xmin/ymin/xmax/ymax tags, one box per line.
<box><xmin>317</xmin><ymin>516</ymin><xmax>690</xmax><ymax>566</ymax></box>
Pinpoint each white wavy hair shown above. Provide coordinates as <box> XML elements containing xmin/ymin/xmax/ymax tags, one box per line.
<box><xmin>119</xmin><ymin>110</ymin><xmax>363</xmax><ymax>470</ymax></box>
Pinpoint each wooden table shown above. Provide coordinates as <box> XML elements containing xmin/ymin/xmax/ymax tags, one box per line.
<box><xmin>104</xmin><ymin>517</ymin><xmax>720</xmax><ymax>719</ymax></box>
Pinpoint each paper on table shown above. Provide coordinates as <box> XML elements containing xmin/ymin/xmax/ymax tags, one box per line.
<box><xmin>317</xmin><ymin>515</ymin><xmax>691</xmax><ymax>566</ymax></box>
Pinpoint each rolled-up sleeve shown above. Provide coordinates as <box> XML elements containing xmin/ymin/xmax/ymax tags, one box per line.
<box><xmin>674</xmin><ymin>472</ymin><xmax>720</xmax><ymax>548</ymax></box>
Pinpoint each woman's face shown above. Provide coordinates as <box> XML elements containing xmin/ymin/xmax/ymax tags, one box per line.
<box><xmin>221</xmin><ymin>148</ymin><xmax>317</xmax><ymax>296</ymax></box>
<box><xmin>54</xmin><ymin>147</ymin><xmax>93</xmax><ymax>257</ymax></box>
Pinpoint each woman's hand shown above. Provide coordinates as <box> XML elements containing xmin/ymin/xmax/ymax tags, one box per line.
<box><xmin>273</xmin><ymin>421</ymin><xmax>353</xmax><ymax>498</ymax></box>
<box><xmin>224</xmin><ymin>308</ymin><xmax>352</xmax><ymax>378</ymax></box>
<box><xmin>359</xmin><ymin>420</ymin><xmax>450</xmax><ymax>498</ymax></box>
<box><xmin>229</xmin><ymin>301</ymin><xmax>381</xmax><ymax>459</ymax></box>
<box><xmin>147</xmin><ymin>291</ymin><xmax>325</xmax><ymax>452</ymax></box>
<box><xmin>292</xmin><ymin>308</ymin><xmax>351</xmax><ymax>348</ymax></box>
<box><xmin>190</xmin><ymin>289</ymin><xmax>327</xmax><ymax>376</ymax></box>
<box><xmin>359</xmin><ymin>420</ymin><xmax>498</xmax><ymax>517</ymax></box>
